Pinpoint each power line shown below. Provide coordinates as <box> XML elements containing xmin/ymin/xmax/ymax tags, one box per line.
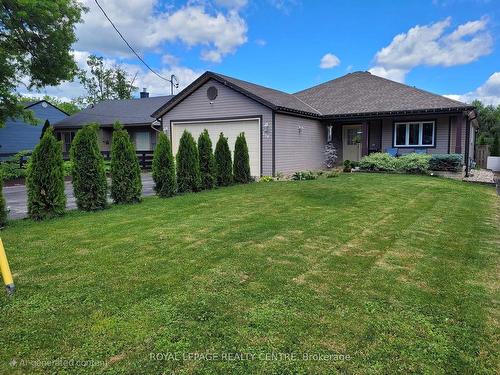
<box><xmin>94</xmin><ymin>0</ymin><xmax>178</xmax><ymax>93</ymax></box>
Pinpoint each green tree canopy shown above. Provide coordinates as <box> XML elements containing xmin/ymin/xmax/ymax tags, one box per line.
<box><xmin>214</xmin><ymin>133</ymin><xmax>233</xmax><ymax>186</ymax></box>
<box><xmin>26</xmin><ymin>127</ymin><xmax>66</xmax><ymax>220</ymax></box>
<box><xmin>70</xmin><ymin>124</ymin><xmax>108</xmax><ymax>211</ymax></box>
<box><xmin>110</xmin><ymin>122</ymin><xmax>142</xmax><ymax>204</ymax></box>
<box><xmin>176</xmin><ymin>130</ymin><xmax>201</xmax><ymax>193</ymax></box>
<box><xmin>198</xmin><ymin>129</ymin><xmax>216</xmax><ymax>190</ymax></box>
<box><xmin>152</xmin><ymin>132</ymin><xmax>177</xmax><ymax>197</ymax></box>
<box><xmin>77</xmin><ymin>55</ymin><xmax>138</xmax><ymax>107</ymax></box>
<box><xmin>472</xmin><ymin>100</ymin><xmax>500</xmax><ymax>144</ymax></box>
<box><xmin>0</xmin><ymin>0</ymin><xmax>85</xmax><ymax>126</ymax></box>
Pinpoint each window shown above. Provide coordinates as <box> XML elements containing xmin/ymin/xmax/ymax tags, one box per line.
<box><xmin>327</xmin><ymin>125</ymin><xmax>333</xmax><ymax>143</ymax></box>
<box><xmin>55</xmin><ymin>131</ymin><xmax>75</xmax><ymax>153</ymax></box>
<box><xmin>393</xmin><ymin>121</ymin><xmax>435</xmax><ymax>147</ymax></box>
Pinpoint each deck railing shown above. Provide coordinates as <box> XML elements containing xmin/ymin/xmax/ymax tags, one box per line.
<box><xmin>0</xmin><ymin>150</ymin><xmax>155</xmax><ymax>169</ymax></box>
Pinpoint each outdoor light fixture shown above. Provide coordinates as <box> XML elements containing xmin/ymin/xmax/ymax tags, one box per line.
<box><xmin>263</xmin><ymin>122</ymin><xmax>270</xmax><ymax>138</ymax></box>
<box><xmin>298</xmin><ymin>125</ymin><xmax>304</xmax><ymax>134</ymax></box>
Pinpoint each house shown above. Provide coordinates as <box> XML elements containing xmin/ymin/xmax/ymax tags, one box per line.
<box><xmin>54</xmin><ymin>89</ymin><xmax>173</xmax><ymax>154</ymax></box>
<box><xmin>0</xmin><ymin>100</ymin><xmax>68</xmax><ymax>157</ymax></box>
<box><xmin>152</xmin><ymin>71</ymin><xmax>476</xmax><ymax>177</ymax></box>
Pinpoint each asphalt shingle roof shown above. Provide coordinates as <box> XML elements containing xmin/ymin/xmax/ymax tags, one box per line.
<box><xmin>55</xmin><ymin>95</ymin><xmax>173</xmax><ymax>128</ymax></box>
<box><xmin>214</xmin><ymin>73</ymin><xmax>323</xmax><ymax>115</ymax></box>
<box><xmin>294</xmin><ymin>71</ymin><xmax>470</xmax><ymax>116</ymax></box>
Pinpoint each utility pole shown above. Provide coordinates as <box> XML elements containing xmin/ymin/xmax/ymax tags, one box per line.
<box><xmin>169</xmin><ymin>74</ymin><xmax>179</xmax><ymax>95</ymax></box>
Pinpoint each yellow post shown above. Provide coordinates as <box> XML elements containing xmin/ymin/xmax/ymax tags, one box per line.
<box><xmin>0</xmin><ymin>238</ymin><xmax>15</xmax><ymax>295</ymax></box>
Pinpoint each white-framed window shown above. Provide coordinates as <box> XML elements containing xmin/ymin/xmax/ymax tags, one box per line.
<box><xmin>394</xmin><ymin>121</ymin><xmax>435</xmax><ymax>147</ymax></box>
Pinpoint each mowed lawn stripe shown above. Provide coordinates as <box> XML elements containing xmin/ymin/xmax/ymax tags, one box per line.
<box><xmin>0</xmin><ymin>173</ymin><xmax>498</xmax><ymax>374</ymax></box>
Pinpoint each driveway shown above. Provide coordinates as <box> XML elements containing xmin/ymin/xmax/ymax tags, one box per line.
<box><xmin>4</xmin><ymin>173</ymin><xmax>155</xmax><ymax>220</ymax></box>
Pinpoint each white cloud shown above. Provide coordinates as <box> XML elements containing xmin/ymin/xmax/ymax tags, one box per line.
<box><xmin>445</xmin><ymin>72</ymin><xmax>500</xmax><ymax>105</ymax></box>
<box><xmin>255</xmin><ymin>39</ymin><xmax>267</xmax><ymax>46</ymax></box>
<box><xmin>369</xmin><ymin>17</ymin><xmax>492</xmax><ymax>82</ymax></box>
<box><xmin>161</xmin><ymin>54</ymin><xmax>179</xmax><ymax>66</ymax></box>
<box><xmin>319</xmin><ymin>53</ymin><xmax>340</xmax><ymax>69</ymax></box>
<box><xmin>76</xmin><ymin>1</ymin><xmax>248</xmax><ymax>62</ymax></box>
<box><xmin>269</xmin><ymin>0</ymin><xmax>300</xmax><ymax>13</ymax></box>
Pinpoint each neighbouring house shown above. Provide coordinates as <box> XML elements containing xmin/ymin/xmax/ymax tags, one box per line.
<box><xmin>53</xmin><ymin>89</ymin><xmax>173</xmax><ymax>154</ymax></box>
<box><xmin>152</xmin><ymin>71</ymin><xmax>477</xmax><ymax>177</ymax></box>
<box><xmin>0</xmin><ymin>100</ymin><xmax>69</xmax><ymax>158</ymax></box>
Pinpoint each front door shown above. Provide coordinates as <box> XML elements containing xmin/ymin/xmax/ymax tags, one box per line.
<box><xmin>135</xmin><ymin>131</ymin><xmax>151</xmax><ymax>151</ymax></box>
<box><xmin>343</xmin><ymin>125</ymin><xmax>362</xmax><ymax>162</ymax></box>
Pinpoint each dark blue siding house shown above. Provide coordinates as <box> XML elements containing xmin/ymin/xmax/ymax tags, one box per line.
<box><xmin>0</xmin><ymin>100</ymin><xmax>68</xmax><ymax>156</ymax></box>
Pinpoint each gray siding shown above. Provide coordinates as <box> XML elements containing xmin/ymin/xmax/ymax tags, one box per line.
<box><xmin>274</xmin><ymin>113</ymin><xmax>325</xmax><ymax>173</ymax></box>
<box><xmin>162</xmin><ymin>79</ymin><xmax>273</xmax><ymax>176</ymax></box>
<box><xmin>381</xmin><ymin>115</ymin><xmax>452</xmax><ymax>155</ymax></box>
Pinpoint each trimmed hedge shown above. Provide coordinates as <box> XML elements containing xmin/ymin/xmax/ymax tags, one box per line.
<box><xmin>197</xmin><ymin>129</ymin><xmax>216</xmax><ymax>190</ymax></box>
<box><xmin>215</xmin><ymin>133</ymin><xmax>233</xmax><ymax>186</ymax></box>
<box><xmin>70</xmin><ymin>124</ymin><xmax>108</xmax><ymax>211</ymax></box>
<box><xmin>233</xmin><ymin>132</ymin><xmax>251</xmax><ymax>184</ymax></box>
<box><xmin>398</xmin><ymin>153</ymin><xmax>431</xmax><ymax>174</ymax></box>
<box><xmin>176</xmin><ymin>130</ymin><xmax>201</xmax><ymax>193</ymax></box>
<box><xmin>359</xmin><ymin>153</ymin><xmax>398</xmax><ymax>172</ymax></box>
<box><xmin>152</xmin><ymin>132</ymin><xmax>177</xmax><ymax>197</ymax></box>
<box><xmin>26</xmin><ymin>127</ymin><xmax>66</xmax><ymax>220</ymax></box>
<box><xmin>428</xmin><ymin>154</ymin><xmax>463</xmax><ymax>172</ymax></box>
<box><xmin>110</xmin><ymin>122</ymin><xmax>142</xmax><ymax>203</ymax></box>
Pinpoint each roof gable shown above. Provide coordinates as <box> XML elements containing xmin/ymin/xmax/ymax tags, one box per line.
<box><xmin>152</xmin><ymin>72</ymin><xmax>322</xmax><ymax>118</ymax></box>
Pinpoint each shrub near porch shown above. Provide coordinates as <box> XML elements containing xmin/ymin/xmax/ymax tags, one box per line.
<box><xmin>0</xmin><ymin>174</ymin><xmax>497</xmax><ymax>374</ymax></box>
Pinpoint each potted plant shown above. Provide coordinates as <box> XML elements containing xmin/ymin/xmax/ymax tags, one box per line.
<box><xmin>487</xmin><ymin>134</ymin><xmax>500</xmax><ymax>172</ymax></box>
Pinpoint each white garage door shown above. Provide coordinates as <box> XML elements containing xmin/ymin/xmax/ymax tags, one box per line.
<box><xmin>171</xmin><ymin>118</ymin><xmax>261</xmax><ymax>177</ymax></box>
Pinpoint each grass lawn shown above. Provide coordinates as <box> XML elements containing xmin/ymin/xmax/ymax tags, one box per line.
<box><xmin>0</xmin><ymin>173</ymin><xmax>498</xmax><ymax>374</ymax></box>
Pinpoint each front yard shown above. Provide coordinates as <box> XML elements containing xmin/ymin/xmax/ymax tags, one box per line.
<box><xmin>0</xmin><ymin>173</ymin><xmax>498</xmax><ymax>374</ymax></box>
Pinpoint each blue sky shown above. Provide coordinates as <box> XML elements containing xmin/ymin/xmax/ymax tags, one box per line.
<box><xmin>35</xmin><ymin>0</ymin><xmax>500</xmax><ymax>104</ymax></box>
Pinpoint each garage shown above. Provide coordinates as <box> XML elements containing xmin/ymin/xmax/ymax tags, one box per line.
<box><xmin>171</xmin><ymin>118</ymin><xmax>261</xmax><ymax>177</ymax></box>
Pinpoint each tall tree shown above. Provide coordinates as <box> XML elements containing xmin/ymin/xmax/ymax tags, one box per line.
<box><xmin>214</xmin><ymin>133</ymin><xmax>232</xmax><ymax>186</ymax></box>
<box><xmin>0</xmin><ymin>0</ymin><xmax>85</xmax><ymax>127</ymax></box>
<box><xmin>233</xmin><ymin>132</ymin><xmax>251</xmax><ymax>184</ymax></box>
<box><xmin>472</xmin><ymin>100</ymin><xmax>500</xmax><ymax>144</ymax></box>
<box><xmin>152</xmin><ymin>132</ymin><xmax>176</xmax><ymax>197</ymax></box>
<box><xmin>198</xmin><ymin>129</ymin><xmax>216</xmax><ymax>190</ymax></box>
<box><xmin>77</xmin><ymin>55</ymin><xmax>138</xmax><ymax>107</ymax></box>
<box><xmin>26</xmin><ymin>127</ymin><xmax>66</xmax><ymax>220</ymax></box>
<box><xmin>70</xmin><ymin>124</ymin><xmax>108</xmax><ymax>211</ymax></box>
<box><xmin>110</xmin><ymin>122</ymin><xmax>142</xmax><ymax>204</ymax></box>
<box><xmin>176</xmin><ymin>130</ymin><xmax>201</xmax><ymax>193</ymax></box>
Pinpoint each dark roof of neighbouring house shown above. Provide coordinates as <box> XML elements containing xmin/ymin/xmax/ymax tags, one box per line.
<box><xmin>54</xmin><ymin>95</ymin><xmax>173</xmax><ymax>128</ymax></box>
<box><xmin>153</xmin><ymin>71</ymin><xmax>472</xmax><ymax>119</ymax></box>
<box><xmin>294</xmin><ymin>71</ymin><xmax>472</xmax><ymax>117</ymax></box>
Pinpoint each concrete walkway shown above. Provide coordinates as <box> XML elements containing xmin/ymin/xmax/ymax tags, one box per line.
<box><xmin>4</xmin><ymin>173</ymin><xmax>155</xmax><ymax>220</ymax></box>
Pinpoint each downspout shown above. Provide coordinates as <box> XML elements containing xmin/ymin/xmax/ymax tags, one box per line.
<box><xmin>464</xmin><ymin>116</ymin><xmax>470</xmax><ymax>177</ymax></box>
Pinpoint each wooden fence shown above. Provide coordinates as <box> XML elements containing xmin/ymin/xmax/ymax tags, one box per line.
<box><xmin>0</xmin><ymin>151</ymin><xmax>155</xmax><ymax>169</ymax></box>
<box><xmin>475</xmin><ymin>145</ymin><xmax>490</xmax><ymax>169</ymax></box>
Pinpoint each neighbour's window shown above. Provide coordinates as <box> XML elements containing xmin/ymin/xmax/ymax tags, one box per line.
<box><xmin>394</xmin><ymin>121</ymin><xmax>435</xmax><ymax>147</ymax></box>
<box><xmin>55</xmin><ymin>131</ymin><xmax>76</xmax><ymax>153</ymax></box>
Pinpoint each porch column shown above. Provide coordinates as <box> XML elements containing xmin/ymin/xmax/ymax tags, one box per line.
<box><xmin>455</xmin><ymin>116</ymin><xmax>463</xmax><ymax>154</ymax></box>
<box><xmin>361</xmin><ymin>121</ymin><xmax>369</xmax><ymax>157</ymax></box>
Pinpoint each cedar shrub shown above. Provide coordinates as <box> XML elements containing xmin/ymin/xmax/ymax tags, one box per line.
<box><xmin>70</xmin><ymin>124</ymin><xmax>108</xmax><ymax>210</ymax></box>
<box><xmin>152</xmin><ymin>132</ymin><xmax>176</xmax><ymax>197</ymax></box>
<box><xmin>176</xmin><ymin>130</ymin><xmax>201</xmax><ymax>193</ymax></box>
<box><xmin>233</xmin><ymin>132</ymin><xmax>251</xmax><ymax>183</ymax></box>
<box><xmin>197</xmin><ymin>129</ymin><xmax>216</xmax><ymax>190</ymax></box>
<box><xmin>110</xmin><ymin>122</ymin><xmax>142</xmax><ymax>203</ymax></box>
<box><xmin>26</xmin><ymin>127</ymin><xmax>66</xmax><ymax>220</ymax></box>
<box><xmin>214</xmin><ymin>132</ymin><xmax>232</xmax><ymax>186</ymax></box>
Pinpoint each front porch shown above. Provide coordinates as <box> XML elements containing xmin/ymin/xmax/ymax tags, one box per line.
<box><xmin>326</xmin><ymin>112</ymin><xmax>470</xmax><ymax>164</ymax></box>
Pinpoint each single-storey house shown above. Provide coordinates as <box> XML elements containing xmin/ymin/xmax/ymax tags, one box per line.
<box><xmin>152</xmin><ymin>71</ymin><xmax>476</xmax><ymax>177</ymax></box>
<box><xmin>54</xmin><ymin>89</ymin><xmax>173</xmax><ymax>154</ymax></box>
<box><xmin>0</xmin><ymin>100</ymin><xmax>68</xmax><ymax>157</ymax></box>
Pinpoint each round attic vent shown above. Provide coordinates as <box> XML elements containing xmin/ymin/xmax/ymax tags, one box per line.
<box><xmin>207</xmin><ymin>86</ymin><xmax>218</xmax><ymax>101</ymax></box>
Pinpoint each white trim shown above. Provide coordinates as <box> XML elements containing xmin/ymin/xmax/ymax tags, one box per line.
<box><xmin>394</xmin><ymin>121</ymin><xmax>435</xmax><ymax>147</ymax></box>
